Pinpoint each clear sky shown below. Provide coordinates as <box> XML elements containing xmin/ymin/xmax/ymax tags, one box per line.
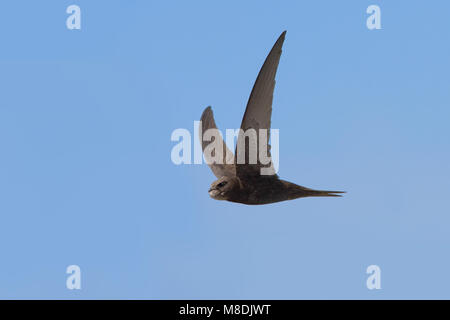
<box><xmin>0</xmin><ymin>0</ymin><xmax>449</xmax><ymax>299</ymax></box>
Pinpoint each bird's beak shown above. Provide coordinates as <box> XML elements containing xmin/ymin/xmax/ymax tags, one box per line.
<box><xmin>208</xmin><ymin>187</ymin><xmax>220</xmax><ymax>198</ymax></box>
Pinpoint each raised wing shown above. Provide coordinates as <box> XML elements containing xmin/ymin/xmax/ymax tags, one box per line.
<box><xmin>199</xmin><ymin>106</ymin><xmax>235</xmax><ymax>178</ymax></box>
<box><xmin>235</xmin><ymin>31</ymin><xmax>286</xmax><ymax>178</ymax></box>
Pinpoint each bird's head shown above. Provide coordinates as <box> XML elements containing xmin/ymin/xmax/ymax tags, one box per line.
<box><xmin>208</xmin><ymin>176</ymin><xmax>239</xmax><ymax>200</ymax></box>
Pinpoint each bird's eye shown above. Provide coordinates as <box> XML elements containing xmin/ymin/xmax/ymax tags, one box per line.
<box><xmin>217</xmin><ymin>181</ymin><xmax>227</xmax><ymax>188</ymax></box>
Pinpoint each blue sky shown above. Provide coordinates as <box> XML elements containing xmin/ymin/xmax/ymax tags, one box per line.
<box><xmin>0</xmin><ymin>0</ymin><xmax>449</xmax><ymax>299</ymax></box>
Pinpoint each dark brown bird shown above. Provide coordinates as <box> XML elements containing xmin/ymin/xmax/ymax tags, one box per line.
<box><xmin>199</xmin><ymin>31</ymin><xmax>344</xmax><ymax>205</ymax></box>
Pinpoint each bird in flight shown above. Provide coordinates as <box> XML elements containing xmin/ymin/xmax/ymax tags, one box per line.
<box><xmin>199</xmin><ymin>31</ymin><xmax>344</xmax><ymax>205</ymax></box>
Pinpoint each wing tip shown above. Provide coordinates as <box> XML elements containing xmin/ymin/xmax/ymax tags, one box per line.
<box><xmin>271</xmin><ymin>31</ymin><xmax>286</xmax><ymax>53</ymax></box>
<box><xmin>201</xmin><ymin>106</ymin><xmax>213</xmax><ymax>119</ymax></box>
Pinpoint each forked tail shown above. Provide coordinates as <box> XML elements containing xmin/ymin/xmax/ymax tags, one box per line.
<box><xmin>281</xmin><ymin>180</ymin><xmax>345</xmax><ymax>199</ymax></box>
<box><xmin>300</xmin><ymin>189</ymin><xmax>345</xmax><ymax>198</ymax></box>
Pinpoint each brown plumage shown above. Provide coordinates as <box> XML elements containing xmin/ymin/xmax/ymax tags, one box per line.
<box><xmin>200</xmin><ymin>31</ymin><xmax>344</xmax><ymax>205</ymax></box>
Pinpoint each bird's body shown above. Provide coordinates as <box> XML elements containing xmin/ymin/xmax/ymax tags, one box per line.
<box><xmin>208</xmin><ymin>175</ymin><xmax>342</xmax><ymax>205</ymax></box>
<box><xmin>200</xmin><ymin>31</ymin><xmax>344</xmax><ymax>205</ymax></box>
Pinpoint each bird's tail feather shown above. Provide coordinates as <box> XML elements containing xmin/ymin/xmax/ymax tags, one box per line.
<box><xmin>301</xmin><ymin>189</ymin><xmax>346</xmax><ymax>197</ymax></box>
<box><xmin>282</xmin><ymin>180</ymin><xmax>345</xmax><ymax>199</ymax></box>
